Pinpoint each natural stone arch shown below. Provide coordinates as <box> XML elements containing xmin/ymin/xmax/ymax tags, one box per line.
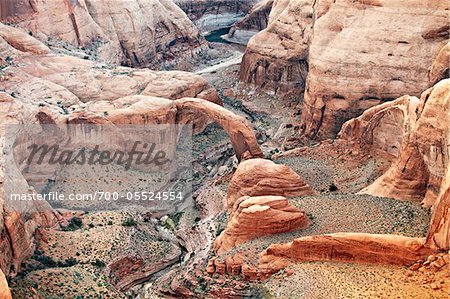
<box><xmin>174</xmin><ymin>98</ymin><xmax>264</xmax><ymax>161</ymax></box>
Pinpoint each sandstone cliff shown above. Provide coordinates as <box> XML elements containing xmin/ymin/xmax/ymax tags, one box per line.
<box><xmin>426</xmin><ymin>163</ymin><xmax>450</xmax><ymax>250</ymax></box>
<box><xmin>240</xmin><ymin>0</ymin><xmax>449</xmax><ymax>138</ymax></box>
<box><xmin>1</xmin><ymin>0</ymin><xmax>204</xmax><ymax>67</ymax></box>
<box><xmin>240</xmin><ymin>0</ymin><xmax>314</xmax><ymax>103</ymax></box>
<box><xmin>175</xmin><ymin>0</ymin><xmax>257</xmax><ymax>33</ymax></box>
<box><xmin>352</xmin><ymin>79</ymin><xmax>450</xmax><ymax>206</ymax></box>
<box><xmin>227</xmin><ymin>0</ymin><xmax>274</xmax><ymax>44</ymax></box>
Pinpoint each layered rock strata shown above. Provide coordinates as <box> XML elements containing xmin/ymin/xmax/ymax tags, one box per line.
<box><xmin>175</xmin><ymin>0</ymin><xmax>257</xmax><ymax>33</ymax></box>
<box><xmin>1</xmin><ymin>0</ymin><xmax>205</xmax><ymax>67</ymax></box>
<box><xmin>226</xmin><ymin>0</ymin><xmax>274</xmax><ymax>45</ymax></box>
<box><xmin>213</xmin><ymin>195</ymin><xmax>308</xmax><ymax>253</ymax></box>
<box><xmin>301</xmin><ymin>0</ymin><xmax>449</xmax><ymax>139</ymax></box>
<box><xmin>240</xmin><ymin>0</ymin><xmax>449</xmax><ymax>138</ymax></box>
<box><xmin>357</xmin><ymin>79</ymin><xmax>450</xmax><ymax>206</ymax></box>
<box><xmin>258</xmin><ymin>233</ymin><xmax>429</xmax><ymax>278</ymax></box>
<box><xmin>240</xmin><ymin>0</ymin><xmax>314</xmax><ymax>102</ymax></box>
<box><xmin>227</xmin><ymin>158</ymin><xmax>316</xmax><ymax>207</ymax></box>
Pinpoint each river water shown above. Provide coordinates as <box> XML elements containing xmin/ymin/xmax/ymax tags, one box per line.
<box><xmin>204</xmin><ymin>27</ymin><xmax>231</xmax><ymax>44</ymax></box>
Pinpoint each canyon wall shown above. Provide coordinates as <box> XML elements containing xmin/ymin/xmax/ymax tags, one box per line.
<box><xmin>339</xmin><ymin>42</ymin><xmax>450</xmax><ymax>206</ymax></box>
<box><xmin>174</xmin><ymin>0</ymin><xmax>258</xmax><ymax>33</ymax></box>
<box><xmin>227</xmin><ymin>0</ymin><xmax>274</xmax><ymax>44</ymax></box>
<box><xmin>0</xmin><ymin>23</ymin><xmax>265</xmax><ymax>289</ymax></box>
<box><xmin>240</xmin><ymin>0</ymin><xmax>449</xmax><ymax>138</ymax></box>
<box><xmin>0</xmin><ymin>0</ymin><xmax>205</xmax><ymax>67</ymax></box>
<box><xmin>351</xmin><ymin>79</ymin><xmax>450</xmax><ymax>206</ymax></box>
<box><xmin>240</xmin><ymin>0</ymin><xmax>314</xmax><ymax>103</ymax></box>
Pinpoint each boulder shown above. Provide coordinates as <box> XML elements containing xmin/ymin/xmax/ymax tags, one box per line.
<box><xmin>213</xmin><ymin>195</ymin><xmax>308</xmax><ymax>253</ymax></box>
<box><xmin>227</xmin><ymin>158</ymin><xmax>316</xmax><ymax>207</ymax></box>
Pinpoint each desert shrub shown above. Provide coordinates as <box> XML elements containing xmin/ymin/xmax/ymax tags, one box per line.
<box><xmin>91</xmin><ymin>259</ymin><xmax>106</xmax><ymax>268</ymax></box>
<box><xmin>122</xmin><ymin>218</ymin><xmax>137</xmax><ymax>227</ymax></box>
<box><xmin>61</xmin><ymin>217</ymin><xmax>83</xmax><ymax>231</ymax></box>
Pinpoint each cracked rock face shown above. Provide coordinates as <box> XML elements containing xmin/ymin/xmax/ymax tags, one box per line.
<box><xmin>1</xmin><ymin>0</ymin><xmax>204</xmax><ymax>67</ymax></box>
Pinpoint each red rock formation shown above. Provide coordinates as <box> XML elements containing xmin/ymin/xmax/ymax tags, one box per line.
<box><xmin>240</xmin><ymin>0</ymin><xmax>314</xmax><ymax>102</ymax></box>
<box><xmin>0</xmin><ymin>23</ymin><xmax>50</xmax><ymax>55</ymax></box>
<box><xmin>108</xmin><ymin>245</ymin><xmax>180</xmax><ymax>290</ymax></box>
<box><xmin>0</xmin><ymin>92</ymin><xmax>62</xmax><ymax>277</ymax></box>
<box><xmin>227</xmin><ymin>158</ymin><xmax>316</xmax><ymax>207</ymax></box>
<box><xmin>360</xmin><ymin>79</ymin><xmax>450</xmax><ymax>206</ymax></box>
<box><xmin>426</xmin><ymin>166</ymin><xmax>450</xmax><ymax>250</ymax></box>
<box><xmin>175</xmin><ymin>0</ymin><xmax>257</xmax><ymax>33</ymax></box>
<box><xmin>222</xmin><ymin>79</ymin><xmax>449</xmax><ymax>281</ymax></box>
<box><xmin>1</xmin><ymin>0</ymin><xmax>204</xmax><ymax>67</ymax></box>
<box><xmin>0</xmin><ymin>269</ymin><xmax>12</xmax><ymax>299</ymax></box>
<box><xmin>240</xmin><ymin>0</ymin><xmax>449</xmax><ymax>138</ymax></box>
<box><xmin>338</xmin><ymin>95</ymin><xmax>421</xmax><ymax>161</ymax></box>
<box><xmin>429</xmin><ymin>41</ymin><xmax>450</xmax><ymax>86</ymax></box>
<box><xmin>213</xmin><ymin>195</ymin><xmax>308</xmax><ymax>254</ymax></box>
<box><xmin>227</xmin><ymin>0</ymin><xmax>274</xmax><ymax>44</ymax></box>
<box><xmin>175</xmin><ymin>98</ymin><xmax>263</xmax><ymax>161</ymax></box>
<box><xmin>257</xmin><ymin>233</ymin><xmax>430</xmax><ymax>278</ymax></box>
<box><xmin>300</xmin><ymin>0</ymin><xmax>448</xmax><ymax>139</ymax></box>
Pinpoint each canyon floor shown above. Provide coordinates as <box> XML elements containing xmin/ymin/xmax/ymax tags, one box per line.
<box><xmin>8</xmin><ymin>50</ymin><xmax>449</xmax><ymax>298</ymax></box>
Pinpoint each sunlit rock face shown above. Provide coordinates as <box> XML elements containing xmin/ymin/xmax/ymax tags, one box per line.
<box><xmin>227</xmin><ymin>158</ymin><xmax>316</xmax><ymax>208</ymax></box>
<box><xmin>240</xmin><ymin>0</ymin><xmax>449</xmax><ymax>139</ymax></box>
<box><xmin>352</xmin><ymin>79</ymin><xmax>450</xmax><ymax>206</ymax></box>
<box><xmin>0</xmin><ymin>0</ymin><xmax>205</xmax><ymax>67</ymax></box>
<box><xmin>213</xmin><ymin>195</ymin><xmax>308</xmax><ymax>254</ymax></box>
<box><xmin>174</xmin><ymin>0</ymin><xmax>258</xmax><ymax>33</ymax></box>
<box><xmin>338</xmin><ymin>42</ymin><xmax>450</xmax><ymax>206</ymax></box>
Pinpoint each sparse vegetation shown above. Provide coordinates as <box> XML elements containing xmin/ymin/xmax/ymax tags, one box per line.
<box><xmin>91</xmin><ymin>259</ymin><xmax>106</xmax><ymax>268</ymax></box>
<box><xmin>121</xmin><ymin>218</ymin><xmax>137</xmax><ymax>227</ymax></box>
<box><xmin>61</xmin><ymin>217</ymin><xmax>83</xmax><ymax>231</ymax></box>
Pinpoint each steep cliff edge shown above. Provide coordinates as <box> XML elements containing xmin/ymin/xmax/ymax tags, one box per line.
<box><xmin>240</xmin><ymin>0</ymin><xmax>449</xmax><ymax>138</ymax></box>
<box><xmin>174</xmin><ymin>0</ymin><xmax>258</xmax><ymax>33</ymax></box>
<box><xmin>1</xmin><ymin>0</ymin><xmax>205</xmax><ymax>67</ymax></box>
<box><xmin>352</xmin><ymin>79</ymin><xmax>450</xmax><ymax>206</ymax></box>
<box><xmin>240</xmin><ymin>0</ymin><xmax>314</xmax><ymax>103</ymax></box>
<box><xmin>226</xmin><ymin>0</ymin><xmax>274</xmax><ymax>44</ymax></box>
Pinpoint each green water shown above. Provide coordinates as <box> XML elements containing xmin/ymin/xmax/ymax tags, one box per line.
<box><xmin>205</xmin><ymin>27</ymin><xmax>231</xmax><ymax>43</ymax></box>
